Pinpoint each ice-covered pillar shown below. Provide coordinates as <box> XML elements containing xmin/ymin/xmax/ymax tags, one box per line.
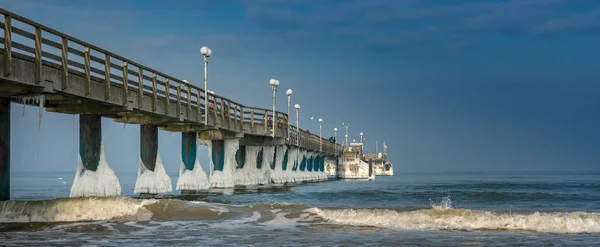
<box><xmin>256</xmin><ymin>148</ymin><xmax>263</xmax><ymax>169</ymax></box>
<box><xmin>140</xmin><ymin>124</ymin><xmax>158</xmax><ymax>171</ymax></box>
<box><xmin>320</xmin><ymin>156</ymin><xmax>325</xmax><ymax>172</ymax></box>
<box><xmin>211</xmin><ymin>140</ymin><xmax>225</xmax><ymax>171</ymax></box>
<box><xmin>282</xmin><ymin>148</ymin><xmax>289</xmax><ymax>171</ymax></box>
<box><xmin>80</xmin><ymin>114</ymin><xmax>102</xmax><ymax>171</ymax></box>
<box><xmin>236</xmin><ymin>145</ymin><xmax>246</xmax><ymax>169</ymax></box>
<box><xmin>137</xmin><ymin>125</ymin><xmax>172</xmax><ymax>194</ymax></box>
<box><xmin>299</xmin><ymin>152</ymin><xmax>306</xmax><ymax>171</ymax></box>
<box><xmin>307</xmin><ymin>153</ymin><xmax>313</xmax><ymax>172</ymax></box>
<box><xmin>210</xmin><ymin>138</ymin><xmax>240</xmax><ymax>188</ymax></box>
<box><xmin>0</xmin><ymin>98</ymin><xmax>10</xmax><ymax>201</ymax></box>
<box><xmin>182</xmin><ymin>132</ymin><xmax>197</xmax><ymax>171</ymax></box>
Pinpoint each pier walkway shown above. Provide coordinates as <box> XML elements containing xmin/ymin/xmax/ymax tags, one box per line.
<box><xmin>0</xmin><ymin>9</ymin><xmax>343</xmax><ymax>200</ymax></box>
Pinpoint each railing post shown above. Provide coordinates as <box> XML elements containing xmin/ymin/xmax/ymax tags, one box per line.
<box><xmin>60</xmin><ymin>37</ymin><xmax>68</xmax><ymax>90</ymax></box>
<box><xmin>212</xmin><ymin>94</ymin><xmax>217</xmax><ymax>123</ymax></box>
<box><xmin>195</xmin><ymin>88</ymin><xmax>201</xmax><ymax>122</ymax></box>
<box><xmin>104</xmin><ymin>54</ymin><xmax>111</xmax><ymax>100</ymax></box>
<box><xmin>176</xmin><ymin>81</ymin><xmax>181</xmax><ymax>118</ymax></box>
<box><xmin>220</xmin><ymin>99</ymin><xmax>224</xmax><ymax>119</ymax></box>
<box><xmin>34</xmin><ymin>26</ymin><xmax>42</xmax><ymax>84</ymax></box>
<box><xmin>152</xmin><ymin>73</ymin><xmax>157</xmax><ymax>112</ymax></box>
<box><xmin>164</xmin><ymin>78</ymin><xmax>170</xmax><ymax>115</ymax></box>
<box><xmin>122</xmin><ymin>62</ymin><xmax>128</xmax><ymax>105</ymax></box>
<box><xmin>83</xmin><ymin>47</ymin><xmax>90</xmax><ymax>95</ymax></box>
<box><xmin>137</xmin><ymin>67</ymin><xmax>143</xmax><ymax>108</ymax></box>
<box><xmin>187</xmin><ymin>85</ymin><xmax>191</xmax><ymax>117</ymax></box>
<box><xmin>3</xmin><ymin>15</ymin><xmax>11</xmax><ymax>77</ymax></box>
<box><xmin>250</xmin><ymin>108</ymin><xmax>255</xmax><ymax>128</ymax></box>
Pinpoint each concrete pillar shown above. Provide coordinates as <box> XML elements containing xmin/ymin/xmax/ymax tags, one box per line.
<box><xmin>321</xmin><ymin>156</ymin><xmax>325</xmax><ymax>172</ymax></box>
<box><xmin>211</xmin><ymin>140</ymin><xmax>225</xmax><ymax>171</ymax></box>
<box><xmin>271</xmin><ymin>147</ymin><xmax>277</xmax><ymax>170</ymax></box>
<box><xmin>282</xmin><ymin>148</ymin><xmax>289</xmax><ymax>171</ymax></box>
<box><xmin>80</xmin><ymin>114</ymin><xmax>102</xmax><ymax>171</ymax></box>
<box><xmin>0</xmin><ymin>98</ymin><xmax>10</xmax><ymax>201</ymax></box>
<box><xmin>140</xmin><ymin>124</ymin><xmax>158</xmax><ymax>171</ymax></box>
<box><xmin>256</xmin><ymin>149</ymin><xmax>263</xmax><ymax>169</ymax></box>
<box><xmin>300</xmin><ymin>154</ymin><xmax>306</xmax><ymax>171</ymax></box>
<box><xmin>235</xmin><ymin>145</ymin><xmax>246</xmax><ymax>169</ymax></box>
<box><xmin>182</xmin><ymin>132</ymin><xmax>197</xmax><ymax>171</ymax></box>
<box><xmin>307</xmin><ymin>155</ymin><xmax>313</xmax><ymax>172</ymax></box>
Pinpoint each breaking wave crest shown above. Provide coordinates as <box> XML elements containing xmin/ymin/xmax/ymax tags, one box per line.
<box><xmin>311</xmin><ymin>207</ymin><xmax>600</xmax><ymax>234</ymax></box>
<box><xmin>3</xmin><ymin>196</ymin><xmax>600</xmax><ymax>234</ymax></box>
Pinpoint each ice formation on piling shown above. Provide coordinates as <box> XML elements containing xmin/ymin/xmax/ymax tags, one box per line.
<box><xmin>135</xmin><ymin>152</ymin><xmax>173</xmax><ymax>194</ymax></box>
<box><xmin>210</xmin><ymin>139</ymin><xmax>238</xmax><ymax>188</ymax></box>
<box><xmin>234</xmin><ymin>146</ymin><xmax>269</xmax><ymax>186</ymax></box>
<box><xmin>176</xmin><ymin>156</ymin><xmax>209</xmax><ymax>191</ymax></box>
<box><xmin>70</xmin><ymin>143</ymin><xmax>121</xmax><ymax>197</ymax></box>
<box><xmin>270</xmin><ymin>145</ymin><xmax>287</xmax><ymax>184</ymax></box>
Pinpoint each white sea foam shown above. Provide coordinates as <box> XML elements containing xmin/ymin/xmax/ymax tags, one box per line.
<box><xmin>134</xmin><ymin>152</ymin><xmax>173</xmax><ymax>194</ymax></box>
<box><xmin>176</xmin><ymin>157</ymin><xmax>209</xmax><ymax>191</ymax></box>
<box><xmin>210</xmin><ymin>139</ymin><xmax>238</xmax><ymax>188</ymax></box>
<box><xmin>311</xmin><ymin>206</ymin><xmax>600</xmax><ymax>234</ymax></box>
<box><xmin>70</xmin><ymin>143</ymin><xmax>121</xmax><ymax>198</ymax></box>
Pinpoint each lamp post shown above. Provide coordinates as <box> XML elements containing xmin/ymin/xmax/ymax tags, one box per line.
<box><xmin>360</xmin><ymin>132</ymin><xmax>364</xmax><ymax>143</ymax></box>
<box><xmin>342</xmin><ymin>122</ymin><xmax>350</xmax><ymax>148</ymax></box>
<box><xmin>286</xmin><ymin>89</ymin><xmax>293</xmax><ymax>141</ymax></box>
<box><xmin>269</xmin><ymin>79</ymin><xmax>280</xmax><ymax>137</ymax></box>
<box><xmin>334</xmin><ymin>128</ymin><xmax>338</xmax><ymax>155</ymax></box>
<box><xmin>318</xmin><ymin>118</ymin><xmax>323</xmax><ymax>152</ymax></box>
<box><xmin>200</xmin><ymin>46</ymin><xmax>212</xmax><ymax>125</ymax></box>
<box><xmin>295</xmin><ymin>104</ymin><xmax>300</xmax><ymax>146</ymax></box>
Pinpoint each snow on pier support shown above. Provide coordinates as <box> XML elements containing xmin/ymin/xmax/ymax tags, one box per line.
<box><xmin>135</xmin><ymin>125</ymin><xmax>172</xmax><ymax>194</ymax></box>
<box><xmin>70</xmin><ymin>115</ymin><xmax>121</xmax><ymax>197</ymax></box>
<box><xmin>0</xmin><ymin>98</ymin><xmax>10</xmax><ymax>201</ymax></box>
<box><xmin>271</xmin><ymin>145</ymin><xmax>287</xmax><ymax>184</ymax></box>
<box><xmin>210</xmin><ymin>139</ymin><xmax>238</xmax><ymax>188</ymax></box>
<box><xmin>177</xmin><ymin>132</ymin><xmax>208</xmax><ymax>192</ymax></box>
<box><xmin>261</xmin><ymin>146</ymin><xmax>275</xmax><ymax>184</ymax></box>
<box><xmin>306</xmin><ymin>152</ymin><xmax>314</xmax><ymax>172</ymax></box>
<box><xmin>236</xmin><ymin>145</ymin><xmax>246</xmax><ymax>169</ymax></box>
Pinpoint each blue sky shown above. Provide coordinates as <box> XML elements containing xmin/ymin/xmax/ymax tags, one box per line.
<box><xmin>3</xmin><ymin>0</ymin><xmax>600</xmax><ymax>174</ymax></box>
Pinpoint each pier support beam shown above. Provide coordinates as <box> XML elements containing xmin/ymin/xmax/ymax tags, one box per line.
<box><xmin>211</xmin><ymin>140</ymin><xmax>225</xmax><ymax>171</ymax></box>
<box><xmin>80</xmin><ymin>114</ymin><xmax>101</xmax><ymax>171</ymax></box>
<box><xmin>0</xmin><ymin>98</ymin><xmax>10</xmax><ymax>201</ymax></box>
<box><xmin>182</xmin><ymin>132</ymin><xmax>197</xmax><ymax>171</ymax></box>
<box><xmin>307</xmin><ymin>154</ymin><xmax>313</xmax><ymax>172</ymax></box>
<box><xmin>256</xmin><ymin>148</ymin><xmax>263</xmax><ymax>169</ymax></box>
<box><xmin>235</xmin><ymin>145</ymin><xmax>246</xmax><ymax>169</ymax></box>
<box><xmin>299</xmin><ymin>153</ymin><xmax>306</xmax><ymax>171</ymax></box>
<box><xmin>140</xmin><ymin>124</ymin><xmax>158</xmax><ymax>171</ymax></box>
<box><xmin>282</xmin><ymin>148</ymin><xmax>289</xmax><ymax>171</ymax></box>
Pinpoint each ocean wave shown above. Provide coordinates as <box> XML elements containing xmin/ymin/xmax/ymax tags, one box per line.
<box><xmin>311</xmin><ymin>207</ymin><xmax>600</xmax><ymax>234</ymax></box>
<box><xmin>0</xmin><ymin>197</ymin><xmax>157</xmax><ymax>223</ymax></box>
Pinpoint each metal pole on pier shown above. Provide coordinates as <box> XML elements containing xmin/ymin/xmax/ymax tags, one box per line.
<box><xmin>200</xmin><ymin>46</ymin><xmax>212</xmax><ymax>125</ymax></box>
<box><xmin>286</xmin><ymin>89</ymin><xmax>293</xmax><ymax>141</ymax></box>
<box><xmin>269</xmin><ymin>79</ymin><xmax>280</xmax><ymax>137</ymax></box>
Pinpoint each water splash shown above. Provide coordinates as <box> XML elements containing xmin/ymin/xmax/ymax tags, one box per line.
<box><xmin>70</xmin><ymin>143</ymin><xmax>121</xmax><ymax>197</ymax></box>
<box><xmin>430</xmin><ymin>194</ymin><xmax>452</xmax><ymax>210</ymax></box>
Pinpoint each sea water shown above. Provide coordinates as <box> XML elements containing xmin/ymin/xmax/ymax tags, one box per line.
<box><xmin>3</xmin><ymin>171</ymin><xmax>600</xmax><ymax>246</ymax></box>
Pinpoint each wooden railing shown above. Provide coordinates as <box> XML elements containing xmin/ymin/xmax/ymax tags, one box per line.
<box><xmin>0</xmin><ymin>8</ymin><xmax>342</xmax><ymax>155</ymax></box>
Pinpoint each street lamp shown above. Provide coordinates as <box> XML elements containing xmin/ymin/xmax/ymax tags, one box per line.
<box><xmin>318</xmin><ymin>118</ymin><xmax>323</xmax><ymax>152</ymax></box>
<box><xmin>286</xmin><ymin>89</ymin><xmax>293</xmax><ymax>141</ymax></box>
<box><xmin>342</xmin><ymin>122</ymin><xmax>350</xmax><ymax>148</ymax></box>
<box><xmin>334</xmin><ymin>128</ymin><xmax>338</xmax><ymax>155</ymax></box>
<box><xmin>360</xmin><ymin>132</ymin><xmax>364</xmax><ymax>143</ymax></box>
<box><xmin>200</xmin><ymin>46</ymin><xmax>212</xmax><ymax>125</ymax></box>
<box><xmin>269</xmin><ymin>79</ymin><xmax>280</xmax><ymax>137</ymax></box>
<box><xmin>295</xmin><ymin>104</ymin><xmax>300</xmax><ymax>145</ymax></box>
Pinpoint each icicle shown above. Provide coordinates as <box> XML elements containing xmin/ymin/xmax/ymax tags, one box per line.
<box><xmin>135</xmin><ymin>152</ymin><xmax>173</xmax><ymax>194</ymax></box>
<box><xmin>70</xmin><ymin>143</ymin><xmax>122</xmax><ymax>197</ymax></box>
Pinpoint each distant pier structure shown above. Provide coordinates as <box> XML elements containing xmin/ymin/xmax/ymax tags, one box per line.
<box><xmin>0</xmin><ymin>9</ymin><xmax>343</xmax><ymax>200</ymax></box>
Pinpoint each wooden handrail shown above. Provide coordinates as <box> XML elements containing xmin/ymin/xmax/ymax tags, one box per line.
<box><xmin>0</xmin><ymin>8</ymin><xmax>344</xmax><ymax>153</ymax></box>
